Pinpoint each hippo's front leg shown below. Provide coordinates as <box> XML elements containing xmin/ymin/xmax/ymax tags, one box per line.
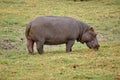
<box><xmin>66</xmin><ymin>40</ymin><xmax>75</xmax><ymax>52</ymax></box>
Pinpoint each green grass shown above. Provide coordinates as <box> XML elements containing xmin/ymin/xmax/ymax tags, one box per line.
<box><xmin>0</xmin><ymin>0</ymin><xmax>120</xmax><ymax>80</ymax></box>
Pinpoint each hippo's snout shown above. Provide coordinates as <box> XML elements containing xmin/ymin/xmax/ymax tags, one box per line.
<box><xmin>93</xmin><ymin>44</ymin><xmax>100</xmax><ymax>50</ymax></box>
<box><xmin>86</xmin><ymin>41</ymin><xmax>100</xmax><ymax>51</ymax></box>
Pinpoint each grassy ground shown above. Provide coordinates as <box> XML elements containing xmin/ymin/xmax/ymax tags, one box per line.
<box><xmin>0</xmin><ymin>0</ymin><xmax>120</xmax><ymax>80</ymax></box>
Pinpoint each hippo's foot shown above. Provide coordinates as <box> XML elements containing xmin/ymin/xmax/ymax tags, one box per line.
<box><xmin>37</xmin><ymin>49</ymin><xmax>44</xmax><ymax>54</ymax></box>
<box><xmin>66</xmin><ymin>48</ymin><xmax>72</xmax><ymax>52</ymax></box>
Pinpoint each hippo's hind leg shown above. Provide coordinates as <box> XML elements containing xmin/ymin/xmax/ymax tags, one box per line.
<box><xmin>27</xmin><ymin>39</ymin><xmax>34</xmax><ymax>54</ymax></box>
<box><xmin>66</xmin><ymin>40</ymin><xmax>75</xmax><ymax>52</ymax></box>
<box><xmin>36</xmin><ymin>40</ymin><xmax>45</xmax><ymax>54</ymax></box>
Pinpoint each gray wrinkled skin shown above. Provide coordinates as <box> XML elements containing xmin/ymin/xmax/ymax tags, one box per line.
<box><xmin>25</xmin><ymin>16</ymin><xmax>100</xmax><ymax>54</ymax></box>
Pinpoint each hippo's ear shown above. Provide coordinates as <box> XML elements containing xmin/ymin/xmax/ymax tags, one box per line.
<box><xmin>89</xmin><ymin>27</ymin><xmax>94</xmax><ymax>32</ymax></box>
<box><xmin>93</xmin><ymin>33</ymin><xmax>97</xmax><ymax>37</ymax></box>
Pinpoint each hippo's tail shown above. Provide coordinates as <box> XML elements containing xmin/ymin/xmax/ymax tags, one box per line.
<box><xmin>25</xmin><ymin>23</ymin><xmax>31</xmax><ymax>38</ymax></box>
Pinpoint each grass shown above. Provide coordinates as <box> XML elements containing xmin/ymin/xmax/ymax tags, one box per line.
<box><xmin>0</xmin><ymin>42</ymin><xmax>120</xmax><ymax>80</ymax></box>
<box><xmin>0</xmin><ymin>0</ymin><xmax>120</xmax><ymax>80</ymax></box>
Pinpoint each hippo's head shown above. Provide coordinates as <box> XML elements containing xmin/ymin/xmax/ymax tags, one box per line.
<box><xmin>80</xmin><ymin>27</ymin><xmax>100</xmax><ymax>50</ymax></box>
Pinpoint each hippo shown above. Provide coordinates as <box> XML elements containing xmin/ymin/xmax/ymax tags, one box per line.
<box><xmin>25</xmin><ymin>16</ymin><xmax>100</xmax><ymax>54</ymax></box>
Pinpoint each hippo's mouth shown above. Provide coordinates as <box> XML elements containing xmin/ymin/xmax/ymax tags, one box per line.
<box><xmin>86</xmin><ymin>42</ymin><xmax>99</xmax><ymax>50</ymax></box>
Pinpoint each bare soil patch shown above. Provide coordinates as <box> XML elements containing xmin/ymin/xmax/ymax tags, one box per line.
<box><xmin>0</xmin><ymin>39</ymin><xmax>18</xmax><ymax>50</ymax></box>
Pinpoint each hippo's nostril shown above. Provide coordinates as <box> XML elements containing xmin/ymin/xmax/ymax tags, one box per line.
<box><xmin>93</xmin><ymin>45</ymin><xmax>100</xmax><ymax>50</ymax></box>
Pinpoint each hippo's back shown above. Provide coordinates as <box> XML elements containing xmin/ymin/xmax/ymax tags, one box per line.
<box><xmin>30</xmin><ymin>16</ymin><xmax>80</xmax><ymax>45</ymax></box>
<box><xmin>32</xmin><ymin>16</ymin><xmax>78</xmax><ymax>26</ymax></box>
